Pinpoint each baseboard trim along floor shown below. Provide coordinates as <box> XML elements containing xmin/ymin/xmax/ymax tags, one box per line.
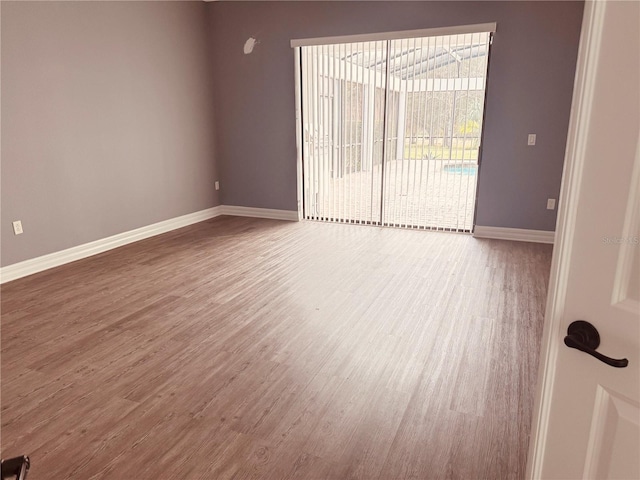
<box><xmin>1</xmin><ymin>213</ymin><xmax>553</xmax><ymax>284</ymax></box>
<box><xmin>473</xmin><ymin>225</ymin><xmax>555</xmax><ymax>244</ymax></box>
<box><xmin>0</xmin><ymin>206</ymin><xmax>299</xmax><ymax>283</ymax></box>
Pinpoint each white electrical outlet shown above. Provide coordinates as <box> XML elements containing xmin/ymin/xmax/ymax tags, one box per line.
<box><xmin>12</xmin><ymin>220</ymin><xmax>23</xmax><ymax>235</ymax></box>
<box><xmin>528</xmin><ymin>134</ymin><xmax>537</xmax><ymax>146</ymax></box>
<box><xmin>547</xmin><ymin>198</ymin><xmax>556</xmax><ymax>210</ymax></box>
<box><xmin>215</xmin><ymin>181</ymin><xmax>220</xmax><ymax>191</ymax></box>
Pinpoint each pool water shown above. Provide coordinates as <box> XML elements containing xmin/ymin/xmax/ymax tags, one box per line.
<box><xmin>443</xmin><ymin>164</ymin><xmax>478</xmax><ymax>175</ymax></box>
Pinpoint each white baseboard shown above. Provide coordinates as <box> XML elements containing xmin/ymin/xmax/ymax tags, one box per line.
<box><xmin>473</xmin><ymin>226</ymin><xmax>555</xmax><ymax>244</ymax></box>
<box><xmin>1</xmin><ymin>213</ymin><xmax>551</xmax><ymax>284</ymax></box>
<box><xmin>1</xmin><ymin>206</ymin><xmax>222</xmax><ymax>284</ymax></box>
<box><xmin>219</xmin><ymin>205</ymin><xmax>299</xmax><ymax>221</ymax></box>
<box><xmin>0</xmin><ymin>205</ymin><xmax>301</xmax><ymax>284</ymax></box>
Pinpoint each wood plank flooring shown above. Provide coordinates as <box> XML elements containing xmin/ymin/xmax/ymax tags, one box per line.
<box><xmin>1</xmin><ymin>216</ymin><xmax>552</xmax><ymax>479</ymax></box>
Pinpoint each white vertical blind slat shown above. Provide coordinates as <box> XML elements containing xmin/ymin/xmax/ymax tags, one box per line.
<box><xmin>300</xmin><ymin>31</ymin><xmax>490</xmax><ymax>231</ymax></box>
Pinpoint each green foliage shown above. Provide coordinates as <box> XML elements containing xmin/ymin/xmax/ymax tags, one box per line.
<box><xmin>458</xmin><ymin>120</ymin><xmax>480</xmax><ymax>136</ymax></box>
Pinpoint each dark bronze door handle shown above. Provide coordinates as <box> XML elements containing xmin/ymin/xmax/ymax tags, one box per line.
<box><xmin>564</xmin><ymin>320</ymin><xmax>629</xmax><ymax>368</ymax></box>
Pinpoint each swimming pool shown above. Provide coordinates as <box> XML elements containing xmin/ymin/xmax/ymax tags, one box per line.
<box><xmin>443</xmin><ymin>164</ymin><xmax>478</xmax><ymax>175</ymax></box>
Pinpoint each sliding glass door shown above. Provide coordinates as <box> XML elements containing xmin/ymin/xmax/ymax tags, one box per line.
<box><xmin>299</xmin><ymin>29</ymin><xmax>491</xmax><ymax>232</ymax></box>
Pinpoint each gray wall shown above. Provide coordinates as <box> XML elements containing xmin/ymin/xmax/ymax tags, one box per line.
<box><xmin>1</xmin><ymin>1</ymin><xmax>584</xmax><ymax>268</ymax></box>
<box><xmin>1</xmin><ymin>1</ymin><xmax>219</xmax><ymax>267</ymax></box>
<box><xmin>209</xmin><ymin>1</ymin><xmax>583</xmax><ymax>231</ymax></box>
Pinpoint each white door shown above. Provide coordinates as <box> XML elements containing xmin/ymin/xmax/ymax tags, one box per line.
<box><xmin>528</xmin><ymin>1</ymin><xmax>640</xmax><ymax>479</ymax></box>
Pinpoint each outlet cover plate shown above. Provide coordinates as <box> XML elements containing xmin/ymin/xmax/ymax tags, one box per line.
<box><xmin>12</xmin><ymin>220</ymin><xmax>23</xmax><ymax>235</ymax></box>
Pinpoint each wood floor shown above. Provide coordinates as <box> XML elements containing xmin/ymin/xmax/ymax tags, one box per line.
<box><xmin>1</xmin><ymin>216</ymin><xmax>552</xmax><ymax>479</ymax></box>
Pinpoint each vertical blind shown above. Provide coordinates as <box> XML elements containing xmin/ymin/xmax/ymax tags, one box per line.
<box><xmin>299</xmin><ymin>29</ymin><xmax>492</xmax><ymax>231</ymax></box>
